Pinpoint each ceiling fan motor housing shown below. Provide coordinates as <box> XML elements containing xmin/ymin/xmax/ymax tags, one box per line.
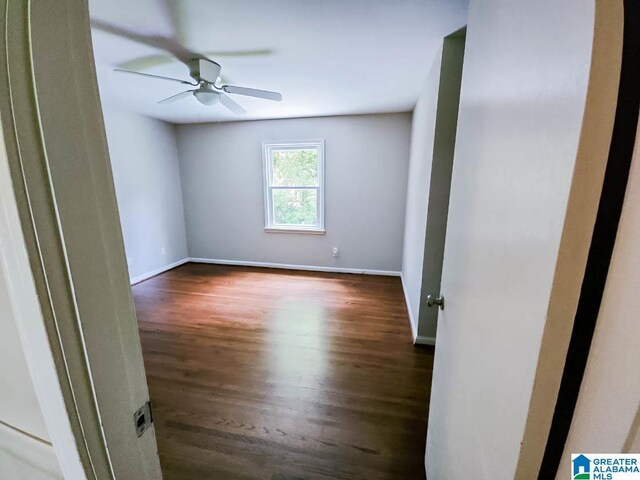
<box><xmin>188</xmin><ymin>58</ymin><xmax>221</xmax><ymax>84</ymax></box>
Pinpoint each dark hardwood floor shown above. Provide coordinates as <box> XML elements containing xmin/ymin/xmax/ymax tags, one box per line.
<box><xmin>133</xmin><ymin>263</ymin><xmax>433</xmax><ymax>480</ymax></box>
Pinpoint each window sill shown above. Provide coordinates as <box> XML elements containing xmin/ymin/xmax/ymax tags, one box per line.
<box><xmin>264</xmin><ymin>227</ymin><xmax>326</xmax><ymax>235</ymax></box>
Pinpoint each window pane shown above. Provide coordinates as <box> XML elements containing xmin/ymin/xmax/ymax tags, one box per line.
<box><xmin>271</xmin><ymin>149</ymin><xmax>318</xmax><ymax>186</ymax></box>
<box><xmin>273</xmin><ymin>188</ymin><xmax>318</xmax><ymax>226</ymax></box>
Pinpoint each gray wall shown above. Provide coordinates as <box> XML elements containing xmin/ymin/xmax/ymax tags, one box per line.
<box><xmin>103</xmin><ymin>106</ymin><xmax>188</xmax><ymax>280</ymax></box>
<box><xmin>402</xmin><ymin>32</ymin><xmax>465</xmax><ymax>341</ymax></box>
<box><xmin>402</xmin><ymin>49</ymin><xmax>443</xmax><ymax>336</ymax></box>
<box><xmin>177</xmin><ymin>113</ymin><xmax>411</xmax><ymax>272</ymax></box>
<box><xmin>417</xmin><ymin>33</ymin><xmax>465</xmax><ymax>339</ymax></box>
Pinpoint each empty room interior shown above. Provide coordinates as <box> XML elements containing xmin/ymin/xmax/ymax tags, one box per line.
<box><xmin>1</xmin><ymin>0</ymin><xmax>640</xmax><ymax>479</ymax></box>
<box><xmin>89</xmin><ymin>1</ymin><xmax>464</xmax><ymax>477</ymax></box>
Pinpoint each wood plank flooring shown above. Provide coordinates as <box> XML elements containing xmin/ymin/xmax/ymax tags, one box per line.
<box><xmin>133</xmin><ymin>263</ymin><xmax>433</xmax><ymax>480</ymax></box>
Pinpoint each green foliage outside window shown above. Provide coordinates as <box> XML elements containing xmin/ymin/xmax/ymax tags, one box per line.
<box><xmin>271</xmin><ymin>149</ymin><xmax>318</xmax><ymax>186</ymax></box>
<box><xmin>271</xmin><ymin>149</ymin><xmax>319</xmax><ymax>226</ymax></box>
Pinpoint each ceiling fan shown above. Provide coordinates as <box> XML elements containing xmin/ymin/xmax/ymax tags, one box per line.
<box><xmin>114</xmin><ymin>58</ymin><xmax>282</xmax><ymax>114</ymax></box>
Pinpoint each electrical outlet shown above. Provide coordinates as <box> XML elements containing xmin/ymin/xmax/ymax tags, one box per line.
<box><xmin>332</xmin><ymin>247</ymin><xmax>339</xmax><ymax>257</ymax></box>
<box><xmin>160</xmin><ymin>247</ymin><xmax>166</xmax><ymax>256</ymax></box>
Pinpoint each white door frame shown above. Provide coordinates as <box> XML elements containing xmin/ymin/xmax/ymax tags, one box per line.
<box><xmin>0</xmin><ymin>106</ymin><xmax>87</xmax><ymax>479</ymax></box>
<box><xmin>0</xmin><ymin>0</ymin><xmax>162</xmax><ymax>478</ymax></box>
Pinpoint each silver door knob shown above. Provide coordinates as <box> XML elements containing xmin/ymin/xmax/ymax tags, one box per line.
<box><xmin>426</xmin><ymin>294</ymin><xmax>445</xmax><ymax>310</ymax></box>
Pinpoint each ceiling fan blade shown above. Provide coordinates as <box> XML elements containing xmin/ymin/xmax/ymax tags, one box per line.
<box><xmin>114</xmin><ymin>68</ymin><xmax>196</xmax><ymax>86</ymax></box>
<box><xmin>118</xmin><ymin>51</ymin><xmax>271</xmax><ymax>79</ymax></box>
<box><xmin>116</xmin><ymin>58</ymin><xmax>231</xmax><ymax>85</ymax></box>
<box><xmin>92</xmin><ymin>19</ymin><xmax>198</xmax><ymax>64</ymax></box>
<box><xmin>222</xmin><ymin>85</ymin><xmax>282</xmax><ymax>101</ymax></box>
<box><xmin>117</xmin><ymin>54</ymin><xmax>175</xmax><ymax>72</ymax></box>
<box><xmin>203</xmin><ymin>49</ymin><xmax>274</xmax><ymax>58</ymax></box>
<box><xmin>219</xmin><ymin>94</ymin><xmax>247</xmax><ymax>115</ymax></box>
<box><xmin>158</xmin><ymin>90</ymin><xmax>195</xmax><ymax>104</ymax></box>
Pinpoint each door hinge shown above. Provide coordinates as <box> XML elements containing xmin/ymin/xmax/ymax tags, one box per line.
<box><xmin>134</xmin><ymin>401</ymin><xmax>153</xmax><ymax>438</ymax></box>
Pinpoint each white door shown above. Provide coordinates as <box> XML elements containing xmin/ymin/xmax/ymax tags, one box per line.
<box><xmin>425</xmin><ymin>1</ymin><xmax>621</xmax><ymax>479</ymax></box>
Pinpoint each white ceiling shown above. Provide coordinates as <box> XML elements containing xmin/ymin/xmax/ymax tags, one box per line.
<box><xmin>89</xmin><ymin>0</ymin><xmax>467</xmax><ymax>124</ymax></box>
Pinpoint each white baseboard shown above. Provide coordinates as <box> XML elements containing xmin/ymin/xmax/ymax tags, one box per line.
<box><xmin>130</xmin><ymin>258</ymin><xmax>189</xmax><ymax>285</ymax></box>
<box><xmin>400</xmin><ymin>274</ymin><xmax>418</xmax><ymax>342</ymax></box>
<box><xmin>415</xmin><ymin>335</ymin><xmax>436</xmax><ymax>346</ymax></box>
<box><xmin>400</xmin><ymin>274</ymin><xmax>435</xmax><ymax>346</ymax></box>
<box><xmin>400</xmin><ymin>272</ymin><xmax>418</xmax><ymax>344</ymax></box>
<box><xmin>188</xmin><ymin>257</ymin><xmax>401</xmax><ymax>277</ymax></box>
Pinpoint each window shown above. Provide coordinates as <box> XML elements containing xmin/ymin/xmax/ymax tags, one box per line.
<box><xmin>263</xmin><ymin>140</ymin><xmax>325</xmax><ymax>233</ymax></box>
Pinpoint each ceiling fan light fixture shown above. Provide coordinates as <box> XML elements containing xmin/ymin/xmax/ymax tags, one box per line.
<box><xmin>193</xmin><ymin>89</ymin><xmax>219</xmax><ymax>106</ymax></box>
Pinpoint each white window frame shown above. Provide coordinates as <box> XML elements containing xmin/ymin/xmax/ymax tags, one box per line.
<box><xmin>262</xmin><ymin>140</ymin><xmax>325</xmax><ymax>234</ymax></box>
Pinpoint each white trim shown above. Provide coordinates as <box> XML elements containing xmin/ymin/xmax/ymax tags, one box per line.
<box><xmin>130</xmin><ymin>258</ymin><xmax>190</xmax><ymax>285</ymax></box>
<box><xmin>189</xmin><ymin>257</ymin><xmax>401</xmax><ymax>277</ymax></box>
<box><xmin>401</xmin><ymin>274</ymin><xmax>419</xmax><ymax>342</ymax></box>
<box><xmin>262</xmin><ymin>139</ymin><xmax>326</xmax><ymax>233</ymax></box>
<box><xmin>400</xmin><ymin>275</ymin><xmax>437</xmax><ymax>346</ymax></box>
<box><xmin>0</xmin><ymin>421</ymin><xmax>62</xmax><ymax>477</ymax></box>
<box><xmin>264</xmin><ymin>227</ymin><xmax>325</xmax><ymax>235</ymax></box>
<box><xmin>0</xmin><ymin>121</ymin><xmax>86</xmax><ymax>478</ymax></box>
<box><xmin>415</xmin><ymin>335</ymin><xmax>436</xmax><ymax>346</ymax></box>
